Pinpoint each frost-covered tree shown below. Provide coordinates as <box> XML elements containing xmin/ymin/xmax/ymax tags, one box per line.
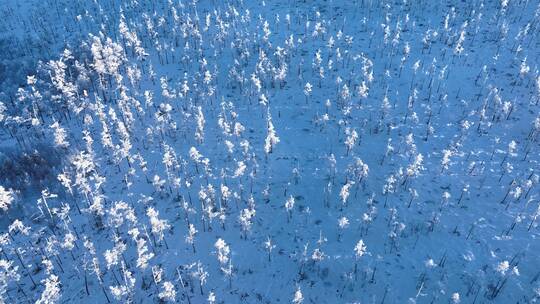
<box><xmin>337</xmin><ymin>216</ymin><xmax>349</xmax><ymax>241</ymax></box>
<box><xmin>441</xmin><ymin>149</ymin><xmax>454</xmax><ymax>173</ymax></box>
<box><xmin>36</xmin><ymin>274</ymin><xmax>61</xmax><ymax>304</ymax></box>
<box><xmin>304</xmin><ymin>82</ymin><xmax>312</xmax><ymax>104</ymax></box>
<box><xmin>353</xmin><ymin>239</ymin><xmax>367</xmax><ymax>279</ymax></box>
<box><xmin>340</xmin><ymin>181</ymin><xmax>354</xmax><ymax>207</ymax></box>
<box><xmin>208</xmin><ymin>291</ymin><xmax>216</xmax><ymax>304</ymax></box>
<box><xmin>158</xmin><ymin>281</ymin><xmax>176</xmax><ymax>302</ymax></box>
<box><xmin>214</xmin><ymin>238</ymin><xmax>233</xmax><ymax>288</ymax></box>
<box><xmin>109</xmin><ymin>262</ymin><xmax>135</xmax><ymax>302</ymax></box>
<box><xmin>264</xmin><ymin>110</ymin><xmax>280</xmax><ymax>154</ymax></box>
<box><xmin>344</xmin><ymin>128</ymin><xmax>358</xmax><ymax>156</ymax></box>
<box><xmin>238</xmin><ymin>208</ymin><xmax>256</xmax><ymax>239</ymax></box>
<box><xmin>285</xmin><ymin>195</ymin><xmax>295</xmax><ymax>222</ymax></box>
<box><xmin>50</xmin><ymin>121</ymin><xmax>69</xmax><ymax>148</ymax></box>
<box><xmin>349</xmin><ymin>157</ymin><xmax>369</xmax><ymax>186</ymax></box>
<box><xmin>185</xmin><ymin>224</ymin><xmax>198</xmax><ymax>253</ymax></box>
<box><xmin>195</xmin><ymin>106</ymin><xmax>205</xmax><ymax>144</ymax></box>
<box><xmin>0</xmin><ymin>259</ymin><xmax>20</xmax><ymax>303</ymax></box>
<box><xmin>403</xmin><ymin>154</ymin><xmax>424</xmax><ymax>186</ymax></box>
<box><xmin>190</xmin><ymin>261</ymin><xmax>208</xmax><ymax>295</ymax></box>
<box><xmin>90</xmin><ymin>35</ymin><xmax>126</xmax><ymax>77</ymax></box>
<box><xmin>127</xmin><ymin>228</ymin><xmax>154</xmax><ymax>270</ymax></box>
<box><xmin>264</xmin><ymin>237</ymin><xmax>276</xmax><ymax>262</ymax></box>
<box><xmin>0</xmin><ymin>186</ymin><xmax>14</xmax><ymax>212</ymax></box>
<box><xmin>292</xmin><ymin>286</ymin><xmax>303</xmax><ymax>304</ymax></box>
<box><xmin>454</xmin><ymin>22</ymin><xmax>467</xmax><ymax>55</ymax></box>
<box><xmin>451</xmin><ymin>292</ymin><xmax>460</xmax><ymax>303</ymax></box>
<box><xmin>147</xmin><ymin>207</ymin><xmax>170</xmax><ymax>247</ymax></box>
<box><xmin>214</xmin><ymin>238</ymin><xmax>230</xmax><ymax>266</ymax></box>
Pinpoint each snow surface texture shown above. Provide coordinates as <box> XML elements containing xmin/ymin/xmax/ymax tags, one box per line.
<box><xmin>0</xmin><ymin>0</ymin><xmax>539</xmax><ymax>303</ymax></box>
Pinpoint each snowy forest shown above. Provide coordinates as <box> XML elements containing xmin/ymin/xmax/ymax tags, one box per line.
<box><xmin>0</xmin><ymin>0</ymin><xmax>539</xmax><ymax>303</ymax></box>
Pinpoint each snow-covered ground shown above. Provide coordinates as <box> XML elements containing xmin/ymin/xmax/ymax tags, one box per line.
<box><xmin>0</xmin><ymin>0</ymin><xmax>539</xmax><ymax>303</ymax></box>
